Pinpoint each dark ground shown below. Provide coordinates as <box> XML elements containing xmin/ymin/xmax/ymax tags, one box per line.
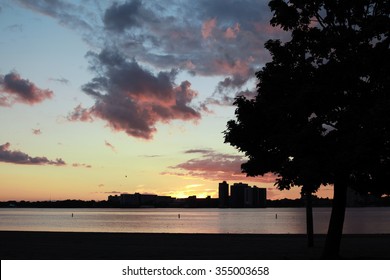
<box><xmin>1</xmin><ymin>231</ymin><xmax>389</xmax><ymax>260</ymax></box>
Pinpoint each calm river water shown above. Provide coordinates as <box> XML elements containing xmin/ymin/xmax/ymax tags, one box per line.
<box><xmin>0</xmin><ymin>207</ymin><xmax>389</xmax><ymax>234</ymax></box>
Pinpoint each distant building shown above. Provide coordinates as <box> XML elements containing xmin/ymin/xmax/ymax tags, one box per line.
<box><xmin>120</xmin><ymin>193</ymin><xmax>141</xmax><ymax>207</ymax></box>
<box><xmin>222</xmin><ymin>181</ymin><xmax>267</xmax><ymax>208</ymax></box>
<box><xmin>186</xmin><ymin>195</ymin><xmax>197</xmax><ymax>208</ymax></box>
<box><xmin>218</xmin><ymin>181</ymin><xmax>229</xmax><ymax>208</ymax></box>
<box><xmin>154</xmin><ymin>196</ymin><xmax>175</xmax><ymax>207</ymax></box>
<box><xmin>230</xmin><ymin>182</ymin><xmax>248</xmax><ymax>208</ymax></box>
<box><xmin>119</xmin><ymin>193</ymin><xmax>176</xmax><ymax>207</ymax></box>
<box><xmin>253</xmin><ymin>186</ymin><xmax>267</xmax><ymax>208</ymax></box>
<box><xmin>108</xmin><ymin>195</ymin><xmax>120</xmax><ymax>204</ymax></box>
<box><xmin>244</xmin><ymin>185</ymin><xmax>254</xmax><ymax>207</ymax></box>
<box><xmin>139</xmin><ymin>194</ymin><xmax>158</xmax><ymax>205</ymax></box>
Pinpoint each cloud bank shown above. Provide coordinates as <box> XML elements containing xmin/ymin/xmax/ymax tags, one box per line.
<box><xmin>164</xmin><ymin>149</ymin><xmax>276</xmax><ymax>183</ymax></box>
<box><xmin>16</xmin><ymin>0</ymin><xmax>287</xmax><ymax>138</ymax></box>
<box><xmin>0</xmin><ymin>142</ymin><xmax>65</xmax><ymax>166</ymax></box>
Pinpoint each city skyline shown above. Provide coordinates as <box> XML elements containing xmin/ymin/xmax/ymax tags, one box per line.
<box><xmin>0</xmin><ymin>1</ymin><xmax>335</xmax><ymax>201</ymax></box>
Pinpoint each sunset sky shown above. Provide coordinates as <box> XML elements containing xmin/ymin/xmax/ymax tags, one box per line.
<box><xmin>0</xmin><ymin>0</ymin><xmax>333</xmax><ymax>201</ymax></box>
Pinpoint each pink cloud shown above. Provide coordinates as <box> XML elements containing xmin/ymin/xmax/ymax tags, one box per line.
<box><xmin>164</xmin><ymin>149</ymin><xmax>276</xmax><ymax>183</ymax></box>
<box><xmin>224</xmin><ymin>23</ymin><xmax>240</xmax><ymax>39</ymax></box>
<box><xmin>67</xmin><ymin>104</ymin><xmax>93</xmax><ymax>122</ymax></box>
<box><xmin>0</xmin><ymin>72</ymin><xmax>53</xmax><ymax>106</ymax></box>
<box><xmin>201</xmin><ymin>18</ymin><xmax>217</xmax><ymax>39</ymax></box>
<box><xmin>213</xmin><ymin>58</ymin><xmax>251</xmax><ymax>77</ymax></box>
<box><xmin>68</xmin><ymin>50</ymin><xmax>201</xmax><ymax>139</ymax></box>
<box><xmin>253</xmin><ymin>22</ymin><xmax>285</xmax><ymax>37</ymax></box>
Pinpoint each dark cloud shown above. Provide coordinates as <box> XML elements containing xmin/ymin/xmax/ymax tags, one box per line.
<box><xmin>68</xmin><ymin>48</ymin><xmax>201</xmax><ymax>139</ymax></box>
<box><xmin>0</xmin><ymin>72</ymin><xmax>53</xmax><ymax>106</ymax></box>
<box><xmin>217</xmin><ymin>76</ymin><xmax>248</xmax><ymax>90</ymax></box>
<box><xmin>17</xmin><ymin>0</ymin><xmax>284</xmax><ymax>78</ymax></box>
<box><xmin>103</xmin><ymin>0</ymin><xmax>145</xmax><ymax>32</ymax></box>
<box><xmin>98</xmin><ymin>1</ymin><xmax>277</xmax><ymax>85</ymax></box>
<box><xmin>207</xmin><ymin>88</ymin><xmax>257</xmax><ymax>108</ymax></box>
<box><xmin>214</xmin><ymin>75</ymin><xmax>253</xmax><ymax>102</ymax></box>
<box><xmin>236</xmin><ymin>89</ymin><xmax>257</xmax><ymax>99</ymax></box>
<box><xmin>0</xmin><ymin>142</ymin><xmax>65</xmax><ymax>166</ymax></box>
<box><xmin>196</xmin><ymin>0</ymin><xmax>270</xmax><ymax>26</ymax></box>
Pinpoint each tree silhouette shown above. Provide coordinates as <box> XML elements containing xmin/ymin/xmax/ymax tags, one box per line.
<box><xmin>224</xmin><ymin>0</ymin><xmax>389</xmax><ymax>258</ymax></box>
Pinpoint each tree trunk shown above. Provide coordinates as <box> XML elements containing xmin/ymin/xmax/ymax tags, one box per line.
<box><xmin>305</xmin><ymin>191</ymin><xmax>314</xmax><ymax>247</ymax></box>
<box><xmin>322</xmin><ymin>178</ymin><xmax>348</xmax><ymax>259</ymax></box>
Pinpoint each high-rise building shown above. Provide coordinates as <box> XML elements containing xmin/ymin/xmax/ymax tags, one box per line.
<box><xmin>230</xmin><ymin>182</ymin><xmax>247</xmax><ymax>208</ymax></box>
<box><xmin>120</xmin><ymin>193</ymin><xmax>141</xmax><ymax>207</ymax></box>
<box><xmin>253</xmin><ymin>186</ymin><xmax>267</xmax><ymax>208</ymax></box>
<box><xmin>220</xmin><ymin>181</ymin><xmax>267</xmax><ymax>208</ymax></box>
<box><xmin>244</xmin><ymin>185</ymin><xmax>254</xmax><ymax>207</ymax></box>
<box><xmin>218</xmin><ymin>181</ymin><xmax>229</xmax><ymax>208</ymax></box>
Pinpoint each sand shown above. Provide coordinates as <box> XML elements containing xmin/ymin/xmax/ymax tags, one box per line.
<box><xmin>1</xmin><ymin>231</ymin><xmax>389</xmax><ymax>260</ymax></box>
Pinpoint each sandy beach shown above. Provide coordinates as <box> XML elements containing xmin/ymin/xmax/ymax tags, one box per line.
<box><xmin>1</xmin><ymin>231</ymin><xmax>389</xmax><ymax>260</ymax></box>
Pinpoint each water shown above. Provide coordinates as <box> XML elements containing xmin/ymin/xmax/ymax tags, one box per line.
<box><xmin>0</xmin><ymin>207</ymin><xmax>389</xmax><ymax>234</ymax></box>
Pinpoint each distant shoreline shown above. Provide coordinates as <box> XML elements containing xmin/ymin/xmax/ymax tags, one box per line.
<box><xmin>2</xmin><ymin>196</ymin><xmax>389</xmax><ymax>208</ymax></box>
<box><xmin>1</xmin><ymin>231</ymin><xmax>389</xmax><ymax>260</ymax></box>
<box><xmin>0</xmin><ymin>198</ymin><xmax>333</xmax><ymax>208</ymax></box>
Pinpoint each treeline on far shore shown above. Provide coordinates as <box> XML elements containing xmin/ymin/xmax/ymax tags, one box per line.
<box><xmin>0</xmin><ymin>196</ymin><xmax>389</xmax><ymax>208</ymax></box>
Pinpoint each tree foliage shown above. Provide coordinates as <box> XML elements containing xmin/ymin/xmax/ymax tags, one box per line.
<box><xmin>225</xmin><ymin>0</ymin><xmax>389</xmax><ymax>194</ymax></box>
<box><xmin>224</xmin><ymin>0</ymin><xmax>389</xmax><ymax>257</ymax></box>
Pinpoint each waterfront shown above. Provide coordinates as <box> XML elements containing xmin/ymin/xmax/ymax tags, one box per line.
<box><xmin>1</xmin><ymin>207</ymin><xmax>389</xmax><ymax>234</ymax></box>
